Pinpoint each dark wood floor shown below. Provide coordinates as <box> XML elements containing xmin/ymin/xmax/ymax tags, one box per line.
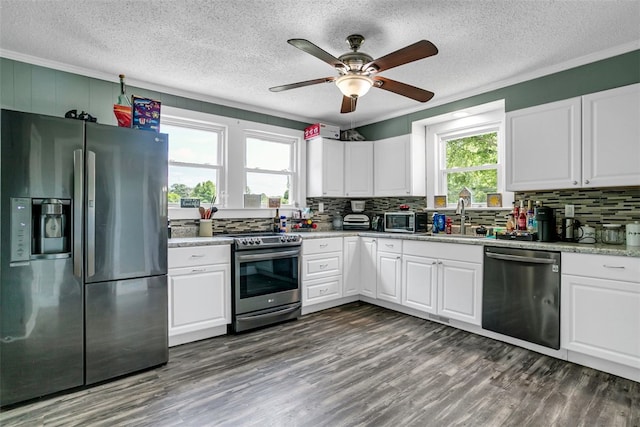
<box><xmin>1</xmin><ymin>302</ymin><xmax>639</xmax><ymax>427</ymax></box>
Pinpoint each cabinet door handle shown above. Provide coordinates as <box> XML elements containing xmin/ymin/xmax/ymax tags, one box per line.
<box><xmin>437</xmin><ymin>260</ymin><xmax>443</xmax><ymax>265</ymax></box>
<box><xmin>603</xmin><ymin>265</ymin><xmax>625</xmax><ymax>269</ymax></box>
<box><xmin>584</xmin><ymin>179</ymin><xmax>590</xmax><ymax>185</ymax></box>
<box><xmin>431</xmin><ymin>261</ymin><xmax>437</xmax><ymax>265</ymax></box>
<box><xmin>572</xmin><ymin>181</ymin><xmax>578</xmax><ymax>185</ymax></box>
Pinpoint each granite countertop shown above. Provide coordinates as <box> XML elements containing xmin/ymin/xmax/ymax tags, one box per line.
<box><xmin>168</xmin><ymin>231</ymin><xmax>640</xmax><ymax>257</ymax></box>
<box><xmin>295</xmin><ymin>231</ymin><xmax>640</xmax><ymax>257</ymax></box>
<box><xmin>168</xmin><ymin>236</ymin><xmax>234</xmax><ymax>248</ymax></box>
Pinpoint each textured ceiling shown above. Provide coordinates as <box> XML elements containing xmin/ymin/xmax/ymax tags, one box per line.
<box><xmin>1</xmin><ymin>0</ymin><xmax>639</xmax><ymax>128</ymax></box>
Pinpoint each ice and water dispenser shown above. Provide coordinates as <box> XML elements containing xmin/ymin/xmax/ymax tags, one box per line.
<box><xmin>9</xmin><ymin>197</ymin><xmax>71</xmax><ymax>263</ymax></box>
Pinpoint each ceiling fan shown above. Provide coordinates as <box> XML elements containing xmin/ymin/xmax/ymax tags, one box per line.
<box><xmin>269</xmin><ymin>34</ymin><xmax>438</xmax><ymax>113</ymax></box>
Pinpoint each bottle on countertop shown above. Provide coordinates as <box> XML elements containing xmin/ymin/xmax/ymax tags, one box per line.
<box><xmin>445</xmin><ymin>216</ymin><xmax>452</xmax><ymax>234</ymax></box>
<box><xmin>273</xmin><ymin>209</ymin><xmax>280</xmax><ymax>233</ymax></box>
<box><xmin>506</xmin><ymin>214</ymin><xmax>515</xmax><ymax>232</ymax></box>
<box><xmin>526</xmin><ymin>200</ymin><xmax>535</xmax><ymax>233</ymax></box>
<box><xmin>513</xmin><ymin>202</ymin><xmax>520</xmax><ymax>228</ymax></box>
<box><xmin>518</xmin><ymin>200</ymin><xmax>527</xmax><ymax>230</ymax></box>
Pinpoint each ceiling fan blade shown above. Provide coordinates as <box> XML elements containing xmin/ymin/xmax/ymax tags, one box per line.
<box><xmin>340</xmin><ymin>96</ymin><xmax>357</xmax><ymax>114</ymax></box>
<box><xmin>364</xmin><ymin>40</ymin><xmax>438</xmax><ymax>73</ymax></box>
<box><xmin>373</xmin><ymin>76</ymin><xmax>434</xmax><ymax>102</ymax></box>
<box><xmin>269</xmin><ymin>77</ymin><xmax>336</xmax><ymax>92</ymax></box>
<box><xmin>288</xmin><ymin>39</ymin><xmax>347</xmax><ymax>70</ymax></box>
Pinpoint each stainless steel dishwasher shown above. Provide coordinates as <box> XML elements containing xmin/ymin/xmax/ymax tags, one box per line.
<box><xmin>482</xmin><ymin>246</ymin><xmax>561</xmax><ymax>349</ymax></box>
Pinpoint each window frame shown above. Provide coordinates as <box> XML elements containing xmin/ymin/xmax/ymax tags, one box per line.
<box><xmin>161</xmin><ymin>113</ymin><xmax>227</xmax><ymax>209</ymax></box>
<box><xmin>243</xmin><ymin>130</ymin><xmax>298</xmax><ymax>207</ymax></box>
<box><xmin>438</xmin><ymin>126</ymin><xmax>500</xmax><ymax>206</ymax></box>
<box><xmin>421</xmin><ymin>101</ymin><xmax>513</xmax><ymax>209</ymax></box>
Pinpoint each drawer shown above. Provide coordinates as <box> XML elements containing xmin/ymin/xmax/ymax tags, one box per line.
<box><xmin>562</xmin><ymin>253</ymin><xmax>640</xmax><ymax>283</ymax></box>
<box><xmin>304</xmin><ymin>275</ymin><xmax>342</xmax><ymax>305</ymax></box>
<box><xmin>377</xmin><ymin>238</ymin><xmax>402</xmax><ymax>254</ymax></box>
<box><xmin>168</xmin><ymin>245</ymin><xmax>230</xmax><ymax>269</ymax></box>
<box><xmin>303</xmin><ymin>252</ymin><xmax>343</xmax><ymax>280</ymax></box>
<box><xmin>303</xmin><ymin>238</ymin><xmax>342</xmax><ymax>255</ymax></box>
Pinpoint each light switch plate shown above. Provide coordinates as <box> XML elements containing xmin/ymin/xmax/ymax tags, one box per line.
<box><xmin>318</xmin><ymin>202</ymin><xmax>324</xmax><ymax>213</ymax></box>
<box><xmin>565</xmin><ymin>204</ymin><xmax>575</xmax><ymax>218</ymax></box>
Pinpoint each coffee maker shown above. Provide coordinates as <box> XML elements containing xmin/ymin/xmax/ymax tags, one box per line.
<box><xmin>536</xmin><ymin>206</ymin><xmax>557</xmax><ymax>242</ymax></box>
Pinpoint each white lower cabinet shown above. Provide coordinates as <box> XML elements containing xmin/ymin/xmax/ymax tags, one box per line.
<box><xmin>168</xmin><ymin>245</ymin><xmax>231</xmax><ymax>347</ymax></box>
<box><xmin>376</xmin><ymin>239</ymin><xmax>403</xmax><ymax>304</ymax></box>
<box><xmin>401</xmin><ymin>241</ymin><xmax>482</xmax><ymax>325</ymax></box>
<box><xmin>302</xmin><ymin>238</ymin><xmax>344</xmax><ymax>306</ymax></box>
<box><xmin>402</xmin><ymin>253</ymin><xmax>437</xmax><ymax>313</ymax></box>
<box><xmin>562</xmin><ymin>253</ymin><xmax>640</xmax><ymax>371</ymax></box>
<box><xmin>343</xmin><ymin>236</ymin><xmax>361</xmax><ymax>296</ymax></box>
<box><xmin>360</xmin><ymin>237</ymin><xmax>378</xmax><ymax>298</ymax></box>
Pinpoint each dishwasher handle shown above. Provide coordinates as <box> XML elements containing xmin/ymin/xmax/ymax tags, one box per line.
<box><xmin>486</xmin><ymin>251</ymin><xmax>557</xmax><ymax>265</ymax></box>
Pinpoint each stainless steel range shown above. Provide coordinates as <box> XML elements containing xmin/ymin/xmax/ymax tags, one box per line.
<box><xmin>230</xmin><ymin>233</ymin><xmax>302</xmax><ymax>333</ymax></box>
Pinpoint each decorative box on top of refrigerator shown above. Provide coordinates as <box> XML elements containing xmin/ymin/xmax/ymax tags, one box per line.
<box><xmin>304</xmin><ymin>123</ymin><xmax>340</xmax><ymax>140</ymax></box>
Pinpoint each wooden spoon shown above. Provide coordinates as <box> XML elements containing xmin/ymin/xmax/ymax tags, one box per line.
<box><xmin>198</xmin><ymin>206</ymin><xmax>205</xmax><ymax>219</ymax></box>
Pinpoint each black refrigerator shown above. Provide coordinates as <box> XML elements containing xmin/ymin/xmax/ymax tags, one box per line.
<box><xmin>0</xmin><ymin>109</ymin><xmax>169</xmax><ymax>406</ymax></box>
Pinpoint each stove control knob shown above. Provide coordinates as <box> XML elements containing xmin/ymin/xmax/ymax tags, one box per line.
<box><xmin>255</xmin><ymin>239</ymin><xmax>262</xmax><ymax>245</ymax></box>
<box><xmin>241</xmin><ymin>239</ymin><xmax>248</xmax><ymax>245</ymax></box>
<box><xmin>280</xmin><ymin>236</ymin><xmax>286</xmax><ymax>242</ymax></box>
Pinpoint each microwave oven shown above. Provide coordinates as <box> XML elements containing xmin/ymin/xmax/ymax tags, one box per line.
<box><xmin>384</xmin><ymin>212</ymin><xmax>429</xmax><ymax>233</ymax></box>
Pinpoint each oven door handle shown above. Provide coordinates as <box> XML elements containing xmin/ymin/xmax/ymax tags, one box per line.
<box><xmin>236</xmin><ymin>249</ymin><xmax>300</xmax><ymax>262</ymax></box>
<box><xmin>486</xmin><ymin>252</ymin><xmax>556</xmax><ymax>264</ymax></box>
<box><xmin>236</xmin><ymin>303</ymin><xmax>302</xmax><ymax>321</ymax></box>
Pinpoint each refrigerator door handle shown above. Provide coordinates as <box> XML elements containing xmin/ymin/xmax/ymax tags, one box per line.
<box><xmin>87</xmin><ymin>150</ymin><xmax>96</xmax><ymax>277</ymax></box>
<box><xmin>73</xmin><ymin>149</ymin><xmax>84</xmax><ymax>278</ymax></box>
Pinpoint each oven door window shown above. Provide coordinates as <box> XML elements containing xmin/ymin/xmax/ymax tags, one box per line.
<box><xmin>239</xmin><ymin>253</ymin><xmax>299</xmax><ymax>299</ymax></box>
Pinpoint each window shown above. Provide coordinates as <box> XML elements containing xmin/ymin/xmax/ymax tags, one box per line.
<box><xmin>422</xmin><ymin>101</ymin><xmax>512</xmax><ymax>208</ymax></box>
<box><xmin>161</xmin><ymin>117</ymin><xmax>225</xmax><ymax>207</ymax></box>
<box><xmin>439</xmin><ymin>129</ymin><xmax>498</xmax><ymax>204</ymax></box>
<box><xmin>244</xmin><ymin>132</ymin><xmax>297</xmax><ymax>206</ymax></box>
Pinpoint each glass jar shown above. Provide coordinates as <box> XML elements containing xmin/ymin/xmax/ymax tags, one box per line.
<box><xmin>602</xmin><ymin>224</ymin><xmax>624</xmax><ymax>245</ymax></box>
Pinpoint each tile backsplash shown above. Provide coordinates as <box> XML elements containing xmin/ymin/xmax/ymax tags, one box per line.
<box><xmin>170</xmin><ymin>187</ymin><xmax>640</xmax><ymax>237</ymax></box>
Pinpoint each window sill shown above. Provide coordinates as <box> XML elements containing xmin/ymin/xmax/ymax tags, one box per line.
<box><xmin>168</xmin><ymin>207</ymin><xmax>300</xmax><ymax>220</ymax></box>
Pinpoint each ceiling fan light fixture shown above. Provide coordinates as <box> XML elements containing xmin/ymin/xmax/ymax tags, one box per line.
<box><xmin>336</xmin><ymin>75</ymin><xmax>374</xmax><ymax>98</ymax></box>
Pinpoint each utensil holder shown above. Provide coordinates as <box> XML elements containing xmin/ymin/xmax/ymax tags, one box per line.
<box><xmin>199</xmin><ymin>219</ymin><xmax>213</xmax><ymax>237</ymax></box>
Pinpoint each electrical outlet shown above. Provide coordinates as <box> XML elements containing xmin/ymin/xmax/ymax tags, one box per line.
<box><xmin>565</xmin><ymin>204</ymin><xmax>575</xmax><ymax>218</ymax></box>
<box><xmin>318</xmin><ymin>202</ymin><xmax>324</xmax><ymax>213</ymax></box>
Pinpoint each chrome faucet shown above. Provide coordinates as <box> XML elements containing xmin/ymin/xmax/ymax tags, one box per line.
<box><xmin>456</xmin><ymin>197</ymin><xmax>466</xmax><ymax>235</ymax></box>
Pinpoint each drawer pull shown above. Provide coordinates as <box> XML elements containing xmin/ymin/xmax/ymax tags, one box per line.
<box><xmin>319</xmin><ymin>263</ymin><xmax>329</xmax><ymax>269</ymax></box>
<box><xmin>319</xmin><ymin>288</ymin><xmax>328</xmax><ymax>295</ymax></box>
<box><xmin>385</xmin><ymin>244</ymin><xmax>394</xmax><ymax>248</ymax></box>
<box><xmin>191</xmin><ymin>268</ymin><xmax>206</xmax><ymax>272</ymax></box>
<box><xmin>190</xmin><ymin>254</ymin><xmax>205</xmax><ymax>258</ymax></box>
<box><xmin>319</xmin><ymin>243</ymin><xmax>328</xmax><ymax>248</ymax></box>
<box><xmin>603</xmin><ymin>265</ymin><xmax>625</xmax><ymax>269</ymax></box>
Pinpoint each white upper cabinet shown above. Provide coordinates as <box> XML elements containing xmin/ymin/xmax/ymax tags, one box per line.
<box><xmin>373</xmin><ymin>135</ymin><xmax>425</xmax><ymax>197</ymax></box>
<box><xmin>344</xmin><ymin>141</ymin><xmax>374</xmax><ymax>197</ymax></box>
<box><xmin>506</xmin><ymin>97</ymin><xmax>582</xmax><ymax>191</ymax></box>
<box><xmin>307</xmin><ymin>137</ymin><xmax>344</xmax><ymax>197</ymax></box>
<box><xmin>506</xmin><ymin>84</ymin><xmax>640</xmax><ymax>191</ymax></box>
<box><xmin>582</xmin><ymin>83</ymin><xmax>640</xmax><ymax>188</ymax></box>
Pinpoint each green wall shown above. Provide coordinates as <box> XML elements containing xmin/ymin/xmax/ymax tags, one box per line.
<box><xmin>2</xmin><ymin>50</ymin><xmax>638</xmax><ymax>139</ymax></box>
<box><xmin>357</xmin><ymin>50</ymin><xmax>640</xmax><ymax>140</ymax></box>
<box><xmin>0</xmin><ymin>57</ymin><xmax>308</xmax><ymax>131</ymax></box>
